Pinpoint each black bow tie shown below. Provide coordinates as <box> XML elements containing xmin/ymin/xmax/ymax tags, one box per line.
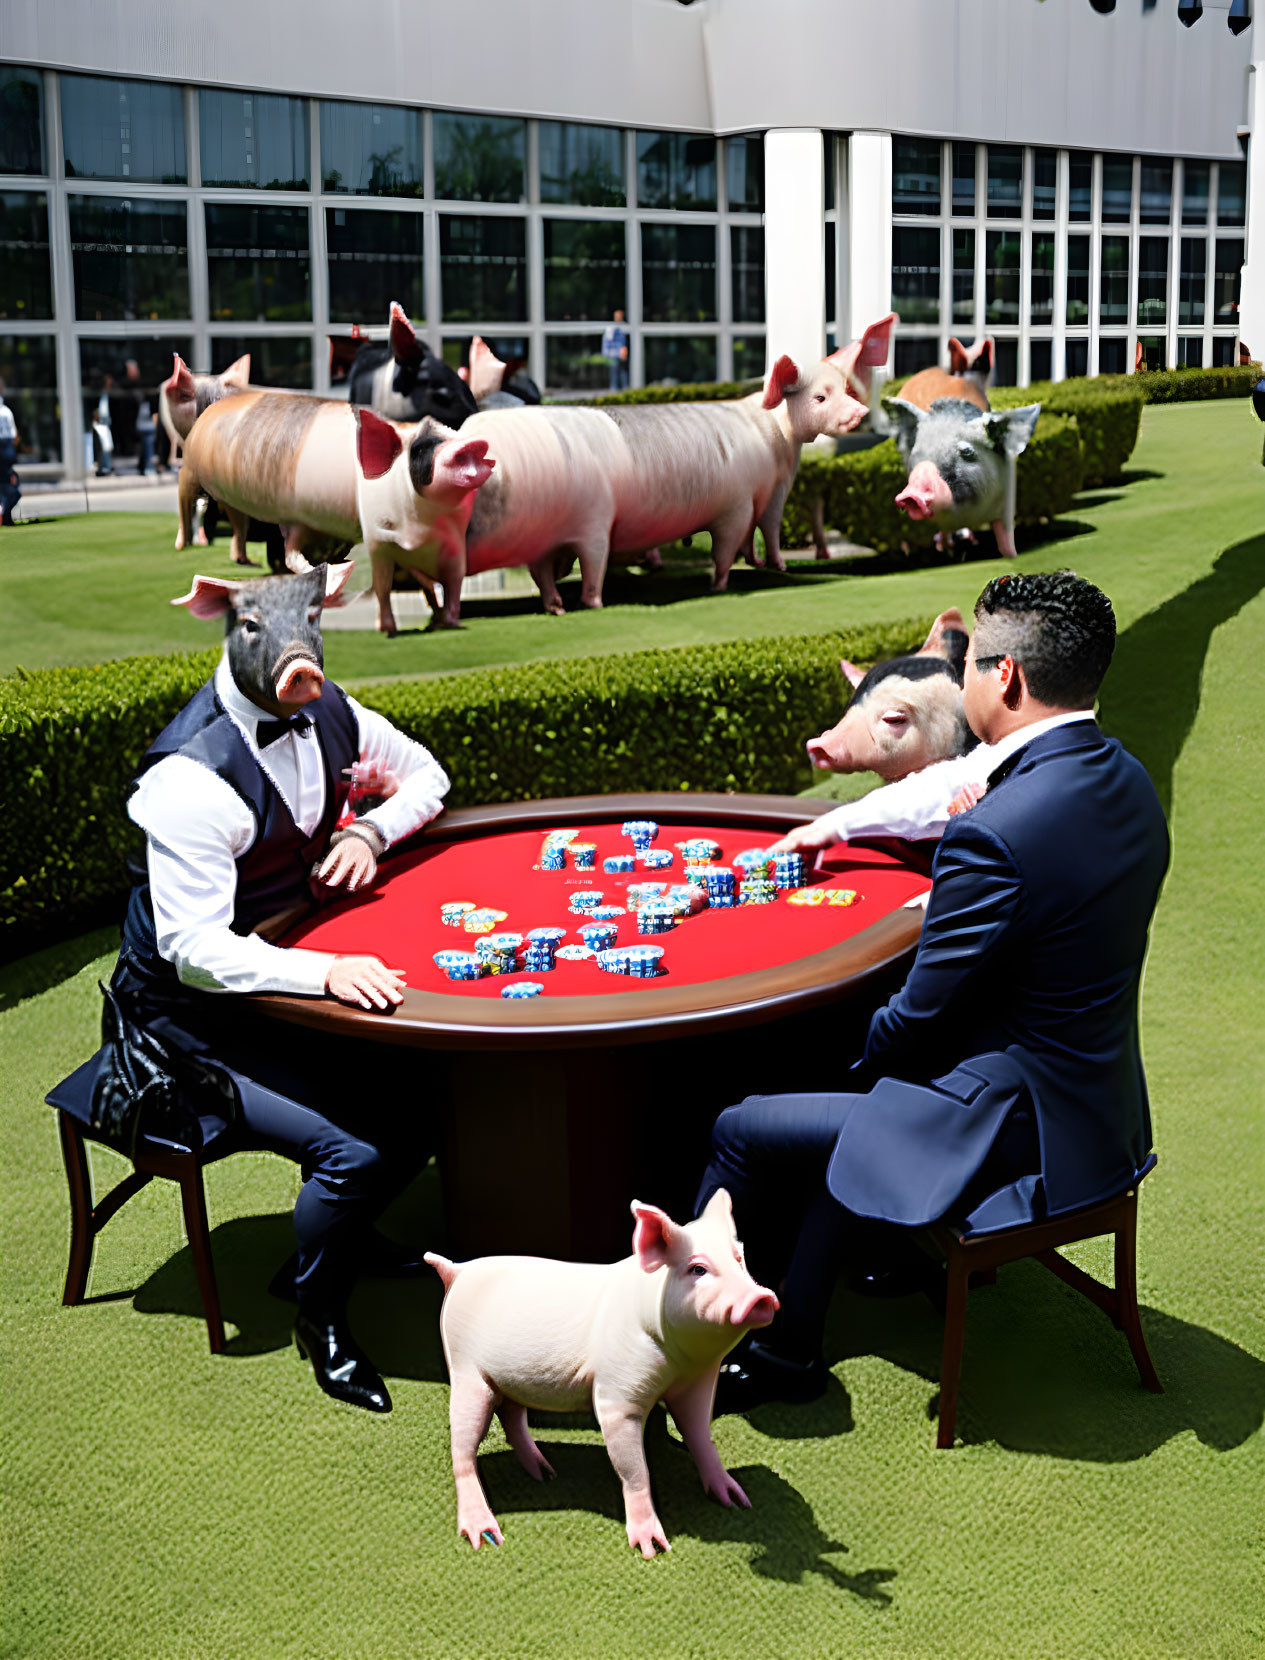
<box><xmin>257</xmin><ymin>712</ymin><xmax>313</xmax><ymax>748</ymax></box>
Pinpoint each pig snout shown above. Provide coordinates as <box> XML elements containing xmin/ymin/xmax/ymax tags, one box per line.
<box><xmin>274</xmin><ymin>646</ymin><xmax>325</xmax><ymax>706</ymax></box>
<box><xmin>727</xmin><ymin>1287</ymin><xmax>779</xmax><ymax>1329</ymax></box>
<box><xmin>806</xmin><ymin>720</ymin><xmax>854</xmax><ymax>771</ymax></box>
<box><xmin>895</xmin><ymin>464</ymin><xmax>953</xmax><ymax>520</ymax></box>
<box><xmin>806</xmin><ymin>737</ymin><xmax>836</xmax><ymax>771</ymax></box>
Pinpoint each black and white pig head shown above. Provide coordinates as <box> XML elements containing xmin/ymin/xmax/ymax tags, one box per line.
<box><xmin>884</xmin><ymin>397</ymin><xmax>1041</xmax><ymax>530</ymax></box>
<box><xmin>171</xmin><ymin>563</ymin><xmax>353</xmax><ymax>716</ymax></box>
<box><xmin>762</xmin><ymin>314</ymin><xmax>897</xmax><ymax>444</ymax></box>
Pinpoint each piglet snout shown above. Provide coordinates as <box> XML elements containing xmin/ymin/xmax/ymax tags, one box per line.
<box><xmin>895</xmin><ymin>485</ymin><xmax>934</xmax><ymax>521</ymax></box>
<box><xmin>806</xmin><ymin>738</ymin><xmax>834</xmax><ymax>770</ymax></box>
<box><xmin>275</xmin><ymin>655</ymin><xmax>325</xmax><ymax>705</ymax></box>
<box><xmin>728</xmin><ymin>1288</ymin><xmax>780</xmax><ymax>1329</ymax></box>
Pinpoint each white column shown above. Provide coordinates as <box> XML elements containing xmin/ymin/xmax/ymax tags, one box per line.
<box><xmin>1238</xmin><ymin>59</ymin><xmax>1265</xmax><ymax>360</ymax></box>
<box><xmin>845</xmin><ymin>131</ymin><xmax>892</xmax><ymax>349</ymax></box>
<box><xmin>763</xmin><ymin>128</ymin><xmax>825</xmax><ymax>372</ymax></box>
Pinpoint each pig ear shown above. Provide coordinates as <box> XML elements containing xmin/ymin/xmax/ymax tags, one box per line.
<box><xmin>700</xmin><ymin>1187</ymin><xmax>736</xmax><ymax>1234</ymax></box>
<box><xmin>389</xmin><ymin>300</ymin><xmax>420</xmax><ymax>362</ymax></box>
<box><xmin>221</xmin><ymin>354</ymin><xmax>251</xmax><ymax>390</ymax></box>
<box><xmin>762</xmin><ymin>354</ymin><xmax>801</xmax><ymax>410</ymax></box>
<box><xmin>170</xmin><ymin>575</ymin><xmax>242</xmax><ymax>620</ymax></box>
<box><xmin>983</xmin><ymin>403</ymin><xmax>1041</xmax><ymax>459</ymax></box>
<box><xmin>165</xmin><ymin>354</ymin><xmax>195</xmax><ymax>400</ymax></box>
<box><xmin>322</xmin><ymin>561</ymin><xmax>355</xmax><ymax>608</ymax></box>
<box><xmin>432</xmin><ymin>436</ymin><xmax>495</xmax><ymax>495</ymax></box>
<box><xmin>840</xmin><ymin>657</ymin><xmax>866</xmax><ymax>689</ymax></box>
<box><xmin>948</xmin><ymin>337</ymin><xmax>969</xmax><ymax>376</ymax></box>
<box><xmin>880</xmin><ymin>396</ymin><xmax>924</xmax><ymax>460</ymax></box>
<box><xmin>631</xmin><ymin>1201</ymin><xmax>682</xmax><ymax>1273</ymax></box>
<box><xmin>355</xmin><ymin>407</ymin><xmax>404</xmax><ymax>480</ymax></box>
<box><xmin>969</xmin><ymin>338</ymin><xmax>994</xmax><ymax>377</ymax></box>
<box><xmin>826</xmin><ymin>312</ymin><xmax>896</xmax><ymax>398</ymax></box>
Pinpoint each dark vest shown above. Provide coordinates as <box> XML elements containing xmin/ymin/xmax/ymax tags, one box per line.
<box><xmin>116</xmin><ymin>679</ymin><xmax>358</xmax><ymax>1013</ymax></box>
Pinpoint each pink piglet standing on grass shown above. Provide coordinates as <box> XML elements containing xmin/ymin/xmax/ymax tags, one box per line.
<box><xmin>425</xmin><ymin>1188</ymin><xmax>779</xmax><ymax>1558</ymax></box>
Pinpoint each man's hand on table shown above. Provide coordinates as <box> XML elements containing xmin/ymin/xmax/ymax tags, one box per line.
<box><xmin>767</xmin><ymin>817</ymin><xmax>841</xmax><ymax>856</ymax></box>
<box><xmin>325</xmin><ymin>955</ymin><xmax>406</xmax><ymax>1010</ymax></box>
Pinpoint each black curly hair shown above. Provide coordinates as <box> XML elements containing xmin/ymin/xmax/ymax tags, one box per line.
<box><xmin>973</xmin><ymin>571</ymin><xmax>1116</xmax><ymax>708</ymax></box>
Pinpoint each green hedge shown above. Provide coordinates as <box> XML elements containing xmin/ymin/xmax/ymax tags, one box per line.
<box><xmin>588</xmin><ymin>378</ymin><xmax>762</xmax><ymax>406</ymax></box>
<box><xmin>992</xmin><ymin>381</ymin><xmax>1142</xmax><ymax>488</ymax></box>
<box><xmin>0</xmin><ymin>619</ymin><xmax>933</xmax><ymax>952</ymax></box>
<box><xmin>1095</xmin><ymin>362</ymin><xmax>1260</xmax><ymax>405</ymax></box>
<box><xmin>782</xmin><ymin>410</ymin><xmax>1084</xmax><ymax>554</ymax></box>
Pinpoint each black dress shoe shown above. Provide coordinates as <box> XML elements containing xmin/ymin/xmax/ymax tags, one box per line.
<box><xmin>294</xmin><ymin>1314</ymin><xmax>392</xmax><ymax>1413</ymax></box>
<box><xmin>713</xmin><ymin>1341</ymin><xmax>829</xmax><ymax>1415</ymax></box>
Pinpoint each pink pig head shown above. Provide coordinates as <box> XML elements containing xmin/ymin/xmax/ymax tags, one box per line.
<box><xmin>632</xmin><ymin>1188</ymin><xmax>778</xmax><ymax>1360</ymax></box>
<box><xmin>354</xmin><ymin>407</ymin><xmax>494</xmax><ymax>501</ymax></box>
<box><xmin>761</xmin><ymin>313</ymin><xmax>896</xmax><ymax>445</ymax></box>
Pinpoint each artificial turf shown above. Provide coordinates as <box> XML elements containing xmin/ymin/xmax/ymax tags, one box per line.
<box><xmin>1</xmin><ymin>400</ymin><xmax>1263</xmax><ymax>1658</ymax></box>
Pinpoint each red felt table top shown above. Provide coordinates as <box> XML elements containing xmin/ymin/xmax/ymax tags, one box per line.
<box><xmin>280</xmin><ymin>820</ymin><xmax>932</xmax><ymax>999</ymax></box>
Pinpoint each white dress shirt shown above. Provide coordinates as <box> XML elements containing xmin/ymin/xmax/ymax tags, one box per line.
<box><xmin>129</xmin><ymin>654</ymin><xmax>451</xmax><ymax>997</ymax></box>
<box><xmin>809</xmin><ymin>710</ymin><xmax>1097</xmax><ymax>846</ymax></box>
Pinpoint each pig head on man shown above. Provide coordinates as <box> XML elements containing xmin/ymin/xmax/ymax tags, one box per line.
<box><xmin>883</xmin><ymin>338</ymin><xmax>1040</xmax><ymax>559</ymax></box>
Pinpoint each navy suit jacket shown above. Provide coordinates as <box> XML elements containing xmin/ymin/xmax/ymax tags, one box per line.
<box><xmin>827</xmin><ymin>720</ymin><xmax>1169</xmax><ymax>1235</ymax></box>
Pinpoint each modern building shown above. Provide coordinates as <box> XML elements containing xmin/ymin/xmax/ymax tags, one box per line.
<box><xmin>0</xmin><ymin>0</ymin><xmax>1257</xmax><ymax>477</ymax></box>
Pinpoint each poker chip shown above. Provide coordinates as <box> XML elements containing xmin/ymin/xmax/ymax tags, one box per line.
<box><xmin>827</xmin><ymin>887</ymin><xmax>860</xmax><ymax>907</ymax></box>
<box><xmin>433</xmin><ymin>950</ymin><xmax>485</xmax><ymax>981</ymax></box>
<box><xmin>570</xmin><ymin>841</ymin><xmax>597</xmax><ymax>871</ymax></box>
<box><xmin>636</xmin><ymin>900</ymin><xmax>677</xmax><ymax>935</ymax></box>
<box><xmin>626</xmin><ymin>944</ymin><xmax>665</xmax><ymax>978</ymax></box>
<box><xmin>771</xmin><ymin>852</ymin><xmax>804</xmax><ymax>890</ymax></box>
<box><xmin>733</xmin><ymin>847</ymin><xmax>776</xmax><ymax>877</ymax></box>
<box><xmin>626</xmin><ymin>881</ymin><xmax>667</xmax><ymax>908</ymax></box>
<box><xmin>639</xmin><ymin>849</ymin><xmax>674</xmax><ymax>870</ymax></box>
<box><xmin>568</xmin><ymin>890</ymin><xmax>605</xmax><ymax>914</ymax></box>
<box><xmin>595</xmin><ymin>948</ymin><xmax>633</xmax><ymax>974</ymax></box>
<box><xmin>440</xmin><ymin>901</ymin><xmax>476</xmax><ymax>926</ymax></box>
<box><xmin>787</xmin><ymin>887</ymin><xmax>827</xmax><ymax>907</ymax></box>
<box><xmin>622</xmin><ymin>819</ymin><xmax>659</xmax><ymax>849</ymax></box>
<box><xmin>603</xmin><ymin>855</ymin><xmax>636</xmax><ymax>875</ymax></box>
<box><xmin>527</xmin><ymin>926</ymin><xmax>567</xmax><ymax>943</ymax></box>
<box><xmin>556</xmin><ymin>943</ymin><xmax>594</xmax><ymax>961</ymax></box>
<box><xmin>540</xmin><ymin>846</ymin><xmax>567</xmax><ymax>871</ymax></box>
<box><xmin>500</xmin><ymin>981</ymin><xmax>544</xmax><ymax>999</ymax></box>
<box><xmin>462</xmin><ymin>908</ymin><xmax>508</xmax><ymax>933</ymax></box>
<box><xmin>579</xmin><ymin>921</ymin><xmax>618</xmax><ymax>951</ymax></box>
<box><xmin>739</xmin><ymin>877</ymin><xmax>777</xmax><ymax>905</ymax></box>
<box><xmin>522</xmin><ymin>944</ymin><xmax>557</xmax><ymax>972</ymax></box>
<box><xmin>590</xmin><ymin>905</ymin><xmax>626</xmax><ymax>921</ymax></box>
<box><xmin>676</xmin><ymin>837</ymin><xmax>722</xmax><ymax>861</ymax></box>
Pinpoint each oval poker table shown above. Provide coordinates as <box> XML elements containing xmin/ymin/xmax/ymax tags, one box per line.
<box><xmin>253</xmin><ymin>793</ymin><xmax>933</xmax><ymax>1259</ymax></box>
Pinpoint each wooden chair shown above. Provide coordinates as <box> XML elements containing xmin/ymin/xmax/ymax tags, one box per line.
<box><xmin>922</xmin><ymin>1159</ymin><xmax>1162</xmax><ymax>1449</ymax></box>
<box><xmin>47</xmin><ymin>1053</ymin><xmax>238</xmax><ymax>1354</ymax></box>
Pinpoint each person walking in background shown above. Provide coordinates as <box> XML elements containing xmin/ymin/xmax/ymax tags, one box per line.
<box><xmin>0</xmin><ymin>382</ymin><xmax>21</xmax><ymax>526</ymax></box>
<box><xmin>126</xmin><ymin>359</ymin><xmax>156</xmax><ymax>476</ymax></box>
<box><xmin>90</xmin><ymin>377</ymin><xmax>114</xmax><ymax>476</ymax></box>
<box><xmin>602</xmin><ymin>309</ymin><xmax>630</xmax><ymax>392</ymax></box>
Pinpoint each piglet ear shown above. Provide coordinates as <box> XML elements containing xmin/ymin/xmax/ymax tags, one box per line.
<box><xmin>432</xmin><ymin>436</ymin><xmax>494</xmax><ymax>494</ymax></box>
<box><xmin>220</xmin><ymin>353</ymin><xmax>251</xmax><ymax>390</ymax></box>
<box><xmin>948</xmin><ymin>337</ymin><xmax>969</xmax><ymax>376</ymax></box>
<box><xmin>322</xmin><ymin>560</ymin><xmax>355</xmax><ymax>608</ymax></box>
<box><xmin>165</xmin><ymin>353</ymin><xmax>195</xmax><ymax>400</ymax></box>
<box><xmin>170</xmin><ymin>575</ymin><xmax>242</xmax><ymax>620</ymax></box>
<box><xmin>701</xmin><ymin>1187</ymin><xmax>735</xmax><ymax>1233</ymax></box>
<box><xmin>631</xmin><ymin>1201</ymin><xmax>681</xmax><ymax>1273</ymax></box>
<box><xmin>840</xmin><ymin>658</ymin><xmax>866</xmax><ymax>689</ymax></box>
<box><xmin>827</xmin><ymin>312</ymin><xmax>896</xmax><ymax>398</ymax></box>
<box><xmin>355</xmin><ymin>407</ymin><xmax>403</xmax><ymax>480</ymax></box>
<box><xmin>389</xmin><ymin>300</ymin><xmax>420</xmax><ymax>363</ymax></box>
<box><xmin>762</xmin><ymin>354</ymin><xmax>801</xmax><ymax>410</ymax></box>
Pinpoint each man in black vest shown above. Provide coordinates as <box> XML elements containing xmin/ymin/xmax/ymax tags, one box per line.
<box><xmin>112</xmin><ymin>564</ymin><xmax>450</xmax><ymax>1413</ymax></box>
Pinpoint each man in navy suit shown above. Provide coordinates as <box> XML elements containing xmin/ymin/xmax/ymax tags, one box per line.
<box><xmin>700</xmin><ymin>571</ymin><xmax>1170</xmax><ymax>1411</ymax></box>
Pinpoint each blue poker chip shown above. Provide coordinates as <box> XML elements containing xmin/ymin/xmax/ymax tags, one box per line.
<box><xmin>639</xmin><ymin>849</ymin><xmax>674</xmax><ymax>869</ymax></box>
<box><xmin>596</xmin><ymin>948</ymin><xmax>632</xmax><ymax>974</ymax></box>
<box><xmin>590</xmin><ymin>905</ymin><xmax>626</xmax><ymax>921</ymax></box>
<box><xmin>500</xmin><ymin>981</ymin><xmax>544</xmax><ymax>999</ymax></box>
<box><xmin>541</xmin><ymin>847</ymin><xmax>566</xmax><ymax>871</ymax></box>
<box><xmin>527</xmin><ymin>926</ymin><xmax>568</xmax><ymax>943</ymax></box>
<box><xmin>568</xmin><ymin>890</ymin><xmax>605</xmax><ymax>913</ymax></box>
<box><xmin>621</xmin><ymin>819</ymin><xmax>659</xmax><ymax>848</ymax></box>
<box><xmin>603</xmin><ymin>854</ymin><xmax>636</xmax><ymax>874</ymax></box>
<box><xmin>556</xmin><ymin>943</ymin><xmax>594</xmax><ymax>961</ymax></box>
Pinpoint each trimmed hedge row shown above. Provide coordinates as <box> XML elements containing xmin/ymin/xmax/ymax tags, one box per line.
<box><xmin>589</xmin><ymin>378</ymin><xmax>762</xmax><ymax>406</ymax></box>
<box><xmin>781</xmin><ymin>410</ymin><xmax>1084</xmax><ymax>554</ymax></box>
<box><xmin>991</xmin><ymin>381</ymin><xmax>1142</xmax><ymax>488</ymax></box>
<box><xmin>0</xmin><ymin>618</ymin><xmax>932</xmax><ymax>952</ymax></box>
<box><xmin>1096</xmin><ymin>362</ymin><xmax>1260</xmax><ymax>405</ymax></box>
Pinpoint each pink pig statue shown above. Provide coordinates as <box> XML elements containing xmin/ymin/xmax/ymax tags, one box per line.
<box><xmin>425</xmin><ymin>1188</ymin><xmax>779</xmax><ymax>1558</ymax></box>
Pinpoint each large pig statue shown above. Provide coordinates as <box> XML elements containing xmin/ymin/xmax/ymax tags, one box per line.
<box><xmin>425</xmin><ymin>1189</ymin><xmax>779</xmax><ymax>1558</ymax></box>
<box><xmin>806</xmin><ymin>608</ymin><xmax>975</xmax><ymax>781</ymax></box>
<box><xmin>371</xmin><ymin>316</ymin><xmax>896</xmax><ymax>633</ymax></box>
<box><xmin>344</xmin><ymin>302</ymin><xmax>540</xmax><ymax>423</ymax></box>
<box><xmin>883</xmin><ymin>339</ymin><xmax>1040</xmax><ymax>558</ymax></box>
<box><xmin>176</xmin><ymin>392</ymin><xmax>494</xmax><ymax>599</ymax></box>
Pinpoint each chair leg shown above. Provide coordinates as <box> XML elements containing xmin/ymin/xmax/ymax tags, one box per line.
<box><xmin>58</xmin><ymin>1112</ymin><xmax>95</xmax><ymax>1306</ymax></box>
<box><xmin>175</xmin><ymin>1159</ymin><xmax>227</xmax><ymax>1355</ymax></box>
<box><xmin>936</xmin><ymin>1252</ymin><xmax>971</xmax><ymax>1448</ymax></box>
<box><xmin>1113</xmin><ymin>1206</ymin><xmax>1162</xmax><ymax>1394</ymax></box>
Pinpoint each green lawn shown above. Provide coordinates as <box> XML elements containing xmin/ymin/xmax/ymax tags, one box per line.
<box><xmin>2</xmin><ymin>400</ymin><xmax>1263</xmax><ymax>1659</ymax></box>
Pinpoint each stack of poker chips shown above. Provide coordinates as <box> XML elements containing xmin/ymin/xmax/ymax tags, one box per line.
<box><xmin>637</xmin><ymin>899</ymin><xmax>678</xmax><ymax>935</ymax></box>
<box><xmin>501</xmin><ymin>981</ymin><xmax>544</xmax><ymax>999</ymax></box>
<box><xmin>590</xmin><ymin>904</ymin><xmax>625</xmax><ymax>921</ymax></box>
<box><xmin>733</xmin><ymin>847</ymin><xmax>776</xmax><ymax>878</ymax></box>
<box><xmin>541</xmin><ymin>843</ymin><xmax>567</xmax><ymax>872</ymax></box>
<box><xmin>570</xmin><ymin>841</ymin><xmax>597</xmax><ymax>871</ymax></box>
<box><xmin>433</xmin><ymin>949</ymin><xmax>485</xmax><ymax>981</ymax></box>
<box><xmin>667</xmin><ymin>881</ymin><xmax>707</xmax><ymax>915</ymax></box>
<box><xmin>597</xmin><ymin>944</ymin><xmax>664</xmax><ymax>978</ymax></box>
<box><xmin>639</xmin><ymin>849</ymin><xmax>674</xmax><ymax>870</ymax></box>
<box><xmin>579</xmin><ymin>921</ymin><xmax>618</xmax><ymax>952</ymax></box>
<box><xmin>440</xmin><ymin>901</ymin><xmax>476</xmax><ymax>927</ymax></box>
<box><xmin>569</xmin><ymin>889</ymin><xmax>605</xmax><ymax>915</ymax></box>
<box><xmin>463</xmin><ymin>907</ymin><xmax>508</xmax><ymax>934</ymax></box>
<box><xmin>704</xmin><ymin>868</ymin><xmax>737</xmax><ymax>909</ymax></box>
<box><xmin>771</xmin><ymin>851</ymin><xmax>804</xmax><ymax>890</ymax></box>
<box><xmin>676</xmin><ymin>837</ymin><xmax>722</xmax><ymax>861</ymax></box>
<box><xmin>527</xmin><ymin>926</ymin><xmax>567</xmax><ymax>945</ymax></box>
<box><xmin>523</xmin><ymin>939</ymin><xmax>558</xmax><ymax>972</ymax></box>
<box><xmin>596</xmin><ymin>947</ymin><xmax>631</xmax><ymax>975</ymax></box>
<box><xmin>739</xmin><ymin>875</ymin><xmax>777</xmax><ymax>905</ymax></box>
<box><xmin>622</xmin><ymin>819</ymin><xmax>659</xmax><ymax>850</ymax></box>
<box><xmin>627</xmin><ymin>881</ymin><xmax>666</xmax><ymax>908</ymax></box>
<box><xmin>476</xmin><ymin>932</ymin><xmax>522</xmax><ymax>974</ymax></box>
<box><xmin>603</xmin><ymin>854</ymin><xmax>635</xmax><ymax>875</ymax></box>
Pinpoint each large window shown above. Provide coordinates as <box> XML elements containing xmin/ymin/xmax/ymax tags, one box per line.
<box><xmin>211</xmin><ymin>335</ymin><xmax>312</xmax><ymax>388</ymax></box>
<box><xmin>433</xmin><ymin>114</ymin><xmax>525</xmax><ymax>203</ymax></box>
<box><xmin>1069</xmin><ymin>152</ymin><xmax>1093</xmax><ymax>222</ymax></box>
<box><xmin>893</xmin><ymin>138</ymin><xmax>941</xmax><ymax>217</ymax></box>
<box><xmin>952</xmin><ymin>144</ymin><xmax>976</xmax><ymax>217</ymax></box>
<box><xmin>539</xmin><ymin>122</ymin><xmax>624</xmax><ymax>207</ymax></box>
<box><xmin>1032</xmin><ymin>150</ymin><xmax>1056</xmax><ymax>221</ymax></box>
<box><xmin>732</xmin><ymin>334</ymin><xmax>764</xmax><ymax>383</ymax></box>
<box><xmin>1030</xmin><ymin>234</ymin><xmax>1055</xmax><ymax>325</ymax></box>
<box><xmin>545</xmin><ymin>333</ymin><xmax>609</xmax><ymax>392</ymax></box>
<box><xmin>1214</xmin><ymin>239</ymin><xmax>1243</xmax><ymax>324</ymax></box>
<box><xmin>326</xmin><ymin>207</ymin><xmax>423</xmax><ymax>325</ymax></box>
<box><xmin>993</xmin><ymin>339</ymin><xmax>1018</xmax><ymax>387</ymax></box>
<box><xmin>1099</xmin><ymin>337</ymin><xmax>1127</xmax><ymax>374</ymax></box>
<box><xmin>0</xmin><ymin>67</ymin><xmax>44</xmax><ymax>175</ymax></box>
<box><xmin>636</xmin><ymin>133</ymin><xmax>716</xmax><ymax>210</ymax></box>
<box><xmin>730</xmin><ymin>226</ymin><xmax>764</xmax><ymax>325</ymax></box>
<box><xmin>952</xmin><ymin>229</ymin><xmax>974</xmax><ymax>325</ymax></box>
<box><xmin>894</xmin><ymin>337</ymin><xmax>938</xmax><ymax>377</ymax></box>
<box><xmin>1067</xmin><ymin>235</ymin><xmax>1090</xmax><ymax>325</ymax></box>
<box><xmin>1177</xmin><ymin>335</ymin><xmax>1203</xmax><ymax>367</ymax></box>
<box><xmin>1140</xmin><ymin>160</ymin><xmax>1172</xmax><ymax>226</ymax></box>
<box><xmin>200</xmin><ymin>89</ymin><xmax>309</xmax><ymax>190</ymax></box>
<box><xmin>1218</xmin><ymin>160</ymin><xmax>1246</xmax><ymax>227</ymax></box>
<box><xmin>986</xmin><ymin>146</ymin><xmax>1022</xmax><ymax>218</ymax></box>
<box><xmin>725</xmin><ymin>134</ymin><xmax>764</xmax><ymax>212</ymax></box>
<box><xmin>79</xmin><ymin>336</ymin><xmax>192</xmax><ymax>459</ymax></box>
<box><xmin>891</xmin><ymin>226</ymin><xmax>940</xmax><ymax>325</ymax></box>
<box><xmin>1183</xmin><ymin>161</ymin><xmax>1210</xmax><ymax>225</ymax></box>
<box><xmin>1179</xmin><ymin>237</ymin><xmax>1206</xmax><ymax>325</ymax></box>
<box><xmin>320</xmin><ymin>101</ymin><xmax>423</xmax><ymax>197</ymax></box>
<box><xmin>1101</xmin><ymin>157</ymin><xmax>1132</xmax><ymax>223</ymax></box>
<box><xmin>1030</xmin><ymin>340</ymin><xmax>1052</xmax><ymax>382</ymax></box>
<box><xmin>0</xmin><ymin>333</ymin><xmax>58</xmax><ymax>461</ymax></box>
<box><xmin>1137</xmin><ymin>236</ymin><xmax>1167</xmax><ymax>327</ymax></box>
<box><xmin>1100</xmin><ymin>237</ymin><xmax>1129</xmax><ymax>325</ymax></box>
<box><xmin>61</xmin><ymin>74</ymin><xmax>185</xmax><ymax>183</ymax></box>
<box><xmin>0</xmin><ymin>191</ymin><xmax>53</xmax><ymax>320</ymax></box>
<box><xmin>439</xmin><ymin>215</ymin><xmax>526</xmax><ymax>321</ymax></box>
<box><xmin>70</xmin><ymin>195</ymin><xmax>189</xmax><ymax>321</ymax></box>
<box><xmin>1066</xmin><ymin>338</ymin><xmax>1089</xmax><ymax>377</ymax></box>
<box><xmin>641</xmin><ymin>223</ymin><xmax>716</xmax><ymax>321</ymax></box>
<box><xmin>985</xmin><ymin>230</ymin><xmax>1020</xmax><ymax>325</ymax></box>
<box><xmin>205</xmin><ymin>203</ymin><xmax>310</xmax><ymax>322</ymax></box>
<box><xmin>643</xmin><ymin>335</ymin><xmax>716</xmax><ymax>386</ymax></box>
<box><xmin>543</xmin><ymin>220</ymin><xmax>626</xmax><ymax>320</ymax></box>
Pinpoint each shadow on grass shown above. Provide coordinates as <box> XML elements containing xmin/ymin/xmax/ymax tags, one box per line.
<box><xmin>1099</xmin><ymin>534</ymin><xmax>1265</xmax><ymax>816</ymax></box>
<box><xmin>829</xmin><ymin>1261</ymin><xmax>1265</xmax><ymax>1459</ymax></box>
<box><xmin>0</xmin><ymin>922</ymin><xmax>119</xmax><ymax>1011</ymax></box>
